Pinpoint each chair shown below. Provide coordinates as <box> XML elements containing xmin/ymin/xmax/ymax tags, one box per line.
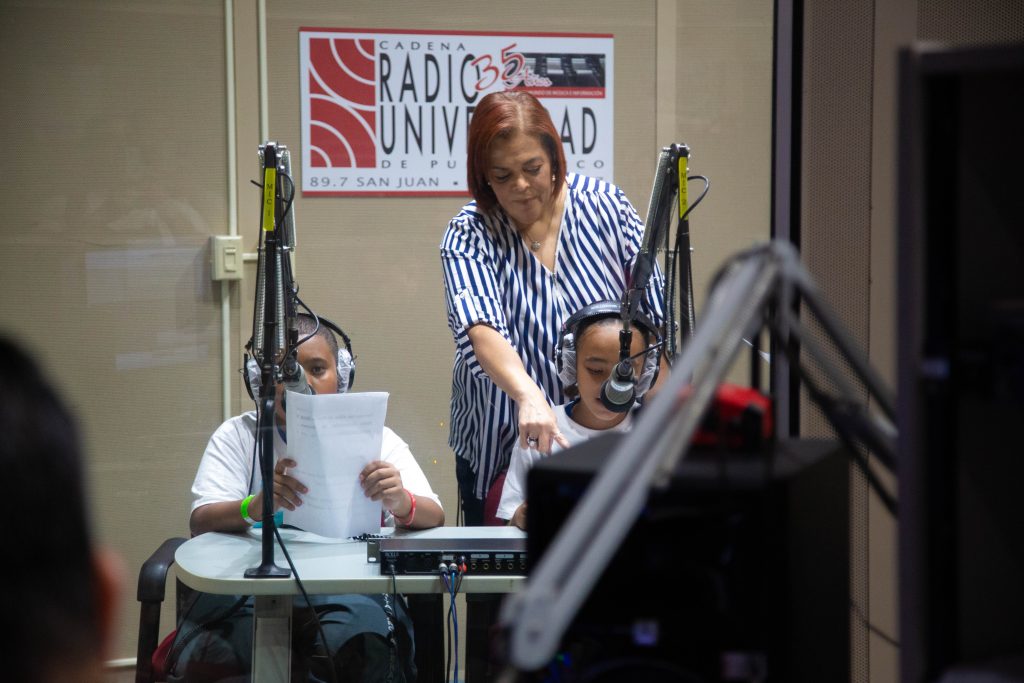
<box><xmin>135</xmin><ymin>537</ymin><xmax>187</xmax><ymax>683</ymax></box>
<box><xmin>134</xmin><ymin>536</ymin><xmax>447</xmax><ymax>683</ymax></box>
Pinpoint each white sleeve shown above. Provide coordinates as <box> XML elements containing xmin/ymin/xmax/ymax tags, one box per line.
<box><xmin>496</xmin><ymin>443</ymin><xmax>543</xmax><ymax>521</ymax></box>
<box><xmin>380</xmin><ymin>426</ymin><xmax>443</xmax><ymax>513</ymax></box>
<box><xmin>191</xmin><ymin>415</ymin><xmax>257</xmax><ymax>513</ymax></box>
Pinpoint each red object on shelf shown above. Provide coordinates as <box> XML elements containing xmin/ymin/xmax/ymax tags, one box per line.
<box><xmin>691</xmin><ymin>383</ymin><xmax>774</xmax><ymax>451</ymax></box>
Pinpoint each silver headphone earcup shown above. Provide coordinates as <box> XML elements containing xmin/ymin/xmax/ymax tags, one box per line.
<box><xmin>245</xmin><ymin>357</ymin><xmax>261</xmax><ymax>399</ymax></box>
<box><xmin>556</xmin><ymin>334</ymin><xmax>577</xmax><ymax>388</ymax></box>
<box><xmin>336</xmin><ymin>348</ymin><xmax>355</xmax><ymax>393</ymax></box>
<box><xmin>636</xmin><ymin>348</ymin><xmax>660</xmax><ymax>396</ymax></box>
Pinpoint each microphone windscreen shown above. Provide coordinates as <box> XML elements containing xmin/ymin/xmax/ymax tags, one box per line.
<box><xmin>282</xmin><ymin>357</ymin><xmax>313</xmax><ymax>395</ymax></box>
<box><xmin>600</xmin><ymin>361</ymin><xmax>635</xmax><ymax>413</ymax></box>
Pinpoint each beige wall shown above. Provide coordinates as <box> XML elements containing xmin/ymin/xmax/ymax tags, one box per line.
<box><xmin>0</xmin><ymin>0</ymin><xmax>773</xmax><ymax>668</ymax></box>
<box><xmin>797</xmin><ymin>1</ymin><xmax>1024</xmax><ymax>681</ymax></box>
<box><xmin>1</xmin><ymin>0</ymin><xmax>231</xmax><ymax>667</ymax></box>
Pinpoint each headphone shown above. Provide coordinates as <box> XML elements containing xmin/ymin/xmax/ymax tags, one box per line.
<box><xmin>243</xmin><ymin>314</ymin><xmax>356</xmax><ymax>401</ymax></box>
<box><xmin>555</xmin><ymin>300</ymin><xmax>662</xmax><ymax>397</ymax></box>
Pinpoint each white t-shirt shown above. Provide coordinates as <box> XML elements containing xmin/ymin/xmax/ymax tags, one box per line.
<box><xmin>495</xmin><ymin>402</ymin><xmax>635</xmax><ymax>521</ymax></box>
<box><xmin>191</xmin><ymin>411</ymin><xmax>442</xmax><ymax>527</ymax></box>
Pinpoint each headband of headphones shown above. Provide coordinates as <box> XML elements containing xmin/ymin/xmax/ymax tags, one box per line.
<box><xmin>555</xmin><ymin>300</ymin><xmax>661</xmax><ymax>396</ymax></box>
<box><xmin>243</xmin><ymin>314</ymin><xmax>355</xmax><ymax>401</ymax></box>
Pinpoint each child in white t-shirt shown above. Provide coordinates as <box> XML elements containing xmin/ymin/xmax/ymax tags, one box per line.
<box><xmin>496</xmin><ymin>301</ymin><xmax>661</xmax><ymax>529</ymax></box>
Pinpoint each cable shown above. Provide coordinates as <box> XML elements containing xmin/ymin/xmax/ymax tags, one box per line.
<box><xmin>664</xmin><ymin>174</ymin><xmax>711</xmax><ymax>359</ymax></box>
<box><xmin>682</xmin><ymin>175</ymin><xmax>710</xmax><ymax>222</ymax></box>
<box><xmin>451</xmin><ymin>566</ymin><xmax>461</xmax><ymax>683</ymax></box>
<box><xmin>446</xmin><ymin>604</ymin><xmax>453</xmax><ymax>682</ymax></box>
<box><xmin>672</xmin><ymin>176</ymin><xmax>710</xmax><ymax>322</ymax></box>
<box><xmin>441</xmin><ymin>565</ymin><xmax>454</xmax><ymax>682</ymax></box>
<box><xmin>247</xmin><ymin>402</ymin><xmax>260</xmax><ymax>494</ymax></box>
<box><xmin>440</xmin><ymin>562</ymin><xmax>466</xmax><ymax>683</ymax></box>
<box><xmin>278</xmin><ymin>172</ymin><xmax>296</xmax><ymax>227</ymax></box>
<box><xmin>294</xmin><ymin>295</ymin><xmax>320</xmax><ymax>332</ymax></box>
<box><xmin>272</xmin><ymin>525</ymin><xmax>340</xmax><ymax>683</ymax></box>
<box><xmin>287</xmin><ymin>294</ymin><xmax>320</xmax><ymax>358</ymax></box>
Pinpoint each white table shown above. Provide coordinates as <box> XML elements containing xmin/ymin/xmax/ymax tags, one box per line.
<box><xmin>175</xmin><ymin>527</ymin><xmax>525</xmax><ymax>682</ymax></box>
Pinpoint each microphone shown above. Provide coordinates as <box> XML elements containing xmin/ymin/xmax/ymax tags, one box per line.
<box><xmin>281</xmin><ymin>355</ymin><xmax>313</xmax><ymax>395</ymax></box>
<box><xmin>599</xmin><ymin>359</ymin><xmax>636</xmax><ymax>413</ymax></box>
<box><xmin>598</xmin><ymin>338</ymin><xmax>669</xmax><ymax>412</ymax></box>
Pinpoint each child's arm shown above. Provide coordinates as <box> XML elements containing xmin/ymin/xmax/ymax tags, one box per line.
<box><xmin>190</xmin><ymin>458</ymin><xmax>306</xmax><ymax>536</ymax></box>
<box><xmin>510</xmin><ymin>503</ymin><xmax>528</xmax><ymax>530</ymax></box>
<box><xmin>360</xmin><ymin>460</ymin><xmax>445</xmax><ymax>529</ymax></box>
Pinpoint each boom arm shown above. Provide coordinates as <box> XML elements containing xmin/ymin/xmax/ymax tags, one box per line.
<box><xmin>500</xmin><ymin>239</ymin><xmax>896</xmax><ymax>671</ymax></box>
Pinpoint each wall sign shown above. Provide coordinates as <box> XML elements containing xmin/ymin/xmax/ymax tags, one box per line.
<box><xmin>299</xmin><ymin>28</ymin><xmax>614</xmax><ymax>196</ymax></box>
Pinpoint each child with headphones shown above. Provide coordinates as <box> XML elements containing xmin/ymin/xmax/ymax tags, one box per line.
<box><xmin>172</xmin><ymin>313</ymin><xmax>444</xmax><ymax>683</ymax></box>
<box><xmin>496</xmin><ymin>301</ymin><xmax>661</xmax><ymax>530</ymax></box>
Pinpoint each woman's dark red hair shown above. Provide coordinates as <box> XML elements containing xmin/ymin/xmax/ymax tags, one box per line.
<box><xmin>466</xmin><ymin>90</ymin><xmax>566</xmax><ymax>213</ymax></box>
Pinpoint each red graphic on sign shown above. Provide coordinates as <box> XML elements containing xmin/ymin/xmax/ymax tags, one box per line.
<box><xmin>307</xmin><ymin>38</ymin><xmax>376</xmax><ymax>168</ymax></box>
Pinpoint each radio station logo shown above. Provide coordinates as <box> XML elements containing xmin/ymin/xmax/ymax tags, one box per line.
<box><xmin>307</xmin><ymin>37</ymin><xmax>377</xmax><ymax>168</ymax></box>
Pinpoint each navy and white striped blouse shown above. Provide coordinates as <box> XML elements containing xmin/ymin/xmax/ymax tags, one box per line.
<box><xmin>440</xmin><ymin>172</ymin><xmax>666</xmax><ymax>500</ymax></box>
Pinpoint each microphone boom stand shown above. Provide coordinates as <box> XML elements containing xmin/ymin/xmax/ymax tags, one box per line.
<box><xmin>245</xmin><ymin>142</ymin><xmax>291</xmax><ymax>579</ymax></box>
<box><xmin>609</xmin><ymin>144</ymin><xmax>691</xmax><ymax>401</ymax></box>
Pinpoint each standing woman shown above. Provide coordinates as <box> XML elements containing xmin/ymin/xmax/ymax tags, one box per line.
<box><xmin>440</xmin><ymin>91</ymin><xmax>665</xmax><ymax>524</ymax></box>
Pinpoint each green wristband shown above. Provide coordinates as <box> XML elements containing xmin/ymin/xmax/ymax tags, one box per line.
<box><xmin>240</xmin><ymin>494</ymin><xmax>257</xmax><ymax>525</ymax></box>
